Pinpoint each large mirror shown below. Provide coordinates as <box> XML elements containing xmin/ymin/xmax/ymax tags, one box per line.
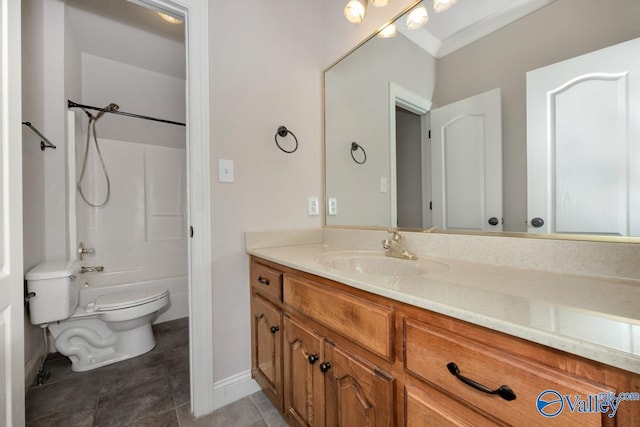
<box><xmin>324</xmin><ymin>0</ymin><xmax>640</xmax><ymax>240</ymax></box>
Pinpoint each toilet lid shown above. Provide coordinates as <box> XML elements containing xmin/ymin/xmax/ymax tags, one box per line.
<box><xmin>93</xmin><ymin>289</ymin><xmax>169</xmax><ymax>311</ymax></box>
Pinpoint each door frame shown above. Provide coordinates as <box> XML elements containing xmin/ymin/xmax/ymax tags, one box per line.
<box><xmin>3</xmin><ymin>0</ymin><xmax>26</xmax><ymax>424</ymax></box>
<box><xmin>128</xmin><ymin>0</ymin><xmax>214</xmax><ymax>417</ymax></box>
<box><xmin>388</xmin><ymin>82</ymin><xmax>432</xmax><ymax>227</ymax></box>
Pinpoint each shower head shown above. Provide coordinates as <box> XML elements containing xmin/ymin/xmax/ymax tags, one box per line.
<box><xmin>95</xmin><ymin>103</ymin><xmax>120</xmax><ymax>120</ymax></box>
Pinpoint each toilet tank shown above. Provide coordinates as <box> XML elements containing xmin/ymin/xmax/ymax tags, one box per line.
<box><xmin>26</xmin><ymin>260</ymin><xmax>80</xmax><ymax>325</ymax></box>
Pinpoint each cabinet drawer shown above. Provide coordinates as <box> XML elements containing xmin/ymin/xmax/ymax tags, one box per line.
<box><xmin>251</xmin><ymin>261</ymin><xmax>283</xmax><ymax>302</ymax></box>
<box><xmin>284</xmin><ymin>275</ymin><xmax>394</xmax><ymax>360</ymax></box>
<box><xmin>403</xmin><ymin>317</ymin><xmax>614</xmax><ymax>426</ymax></box>
<box><xmin>404</xmin><ymin>384</ymin><xmax>500</xmax><ymax>427</ymax></box>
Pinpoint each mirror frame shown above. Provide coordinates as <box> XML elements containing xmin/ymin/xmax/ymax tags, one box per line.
<box><xmin>322</xmin><ymin>0</ymin><xmax>640</xmax><ymax>244</ymax></box>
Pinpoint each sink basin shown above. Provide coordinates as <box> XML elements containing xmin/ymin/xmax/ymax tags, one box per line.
<box><xmin>315</xmin><ymin>251</ymin><xmax>446</xmax><ymax>278</ymax></box>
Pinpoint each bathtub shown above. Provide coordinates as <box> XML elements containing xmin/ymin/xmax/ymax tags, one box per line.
<box><xmin>77</xmin><ymin>268</ymin><xmax>189</xmax><ymax>324</ymax></box>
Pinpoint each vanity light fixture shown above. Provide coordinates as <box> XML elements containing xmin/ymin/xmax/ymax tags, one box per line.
<box><xmin>434</xmin><ymin>0</ymin><xmax>457</xmax><ymax>13</ymax></box>
<box><xmin>406</xmin><ymin>4</ymin><xmax>429</xmax><ymax>29</ymax></box>
<box><xmin>378</xmin><ymin>23</ymin><xmax>398</xmax><ymax>37</ymax></box>
<box><xmin>158</xmin><ymin>12</ymin><xmax>183</xmax><ymax>24</ymax></box>
<box><xmin>344</xmin><ymin>0</ymin><xmax>368</xmax><ymax>24</ymax></box>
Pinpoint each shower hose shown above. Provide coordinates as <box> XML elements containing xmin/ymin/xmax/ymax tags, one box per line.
<box><xmin>77</xmin><ymin>107</ymin><xmax>113</xmax><ymax>208</ymax></box>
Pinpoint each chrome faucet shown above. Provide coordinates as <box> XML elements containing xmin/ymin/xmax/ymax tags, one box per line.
<box><xmin>382</xmin><ymin>229</ymin><xmax>417</xmax><ymax>260</ymax></box>
<box><xmin>80</xmin><ymin>266</ymin><xmax>104</xmax><ymax>274</ymax></box>
<box><xmin>77</xmin><ymin>242</ymin><xmax>95</xmax><ymax>261</ymax></box>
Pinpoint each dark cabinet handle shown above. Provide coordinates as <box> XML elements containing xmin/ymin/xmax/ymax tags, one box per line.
<box><xmin>488</xmin><ymin>217</ymin><xmax>499</xmax><ymax>226</ymax></box>
<box><xmin>307</xmin><ymin>354</ymin><xmax>319</xmax><ymax>364</ymax></box>
<box><xmin>319</xmin><ymin>362</ymin><xmax>332</xmax><ymax>373</ymax></box>
<box><xmin>258</xmin><ymin>276</ymin><xmax>270</xmax><ymax>286</ymax></box>
<box><xmin>446</xmin><ymin>362</ymin><xmax>516</xmax><ymax>401</ymax></box>
<box><xmin>530</xmin><ymin>217</ymin><xmax>544</xmax><ymax>228</ymax></box>
<box><xmin>270</xmin><ymin>326</ymin><xmax>279</xmax><ymax>334</ymax></box>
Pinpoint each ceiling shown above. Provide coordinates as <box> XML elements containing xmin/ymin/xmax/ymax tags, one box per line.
<box><xmin>65</xmin><ymin>0</ymin><xmax>185</xmax><ymax>79</ymax></box>
<box><xmin>63</xmin><ymin>0</ymin><xmax>555</xmax><ymax>79</ymax></box>
<box><xmin>397</xmin><ymin>0</ymin><xmax>556</xmax><ymax>58</ymax></box>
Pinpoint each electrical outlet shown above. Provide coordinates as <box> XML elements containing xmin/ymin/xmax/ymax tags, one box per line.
<box><xmin>308</xmin><ymin>197</ymin><xmax>319</xmax><ymax>216</ymax></box>
<box><xmin>218</xmin><ymin>159</ymin><xmax>234</xmax><ymax>183</ymax></box>
<box><xmin>328</xmin><ymin>198</ymin><xmax>338</xmax><ymax>216</ymax></box>
<box><xmin>380</xmin><ymin>177</ymin><xmax>388</xmax><ymax>193</ymax></box>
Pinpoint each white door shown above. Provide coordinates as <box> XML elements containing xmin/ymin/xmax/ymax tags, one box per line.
<box><xmin>0</xmin><ymin>0</ymin><xmax>26</xmax><ymax>425</ymax></box>
<box><xmin>430</xmin><ymin>88</ymin><xmax>503</xmax><ymax>231</ymax></box>
<box><xmin>527</xmin><ymin>37</ymin><xmax>640</xmax><ymax>235</ymax></box>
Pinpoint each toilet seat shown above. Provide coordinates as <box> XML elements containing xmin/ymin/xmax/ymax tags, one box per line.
<box><xmin>92</xmin><ymin>289</ymin><xmax>169</xmax><ymax>311</ymax></box>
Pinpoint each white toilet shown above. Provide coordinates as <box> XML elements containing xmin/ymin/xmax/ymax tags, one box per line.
<box><xmin>26</xmin><ymin>261</ymin><xmax>169</xmax><ymax>372</ymax></box>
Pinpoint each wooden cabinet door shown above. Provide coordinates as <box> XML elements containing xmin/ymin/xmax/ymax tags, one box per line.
<box><xmin>323</xmin><ymin>341</ymin><xmax>395</xmax><ymax>427</ymax></box>
<box><xmin>283</xmin><ymin>316</ymin><xmax>325</xmax><ymax>427</ymax></box>
<box><xmin>251</xmin><ymin>294</ymin><xmax>283</xmax><ymax>411</ymax></box>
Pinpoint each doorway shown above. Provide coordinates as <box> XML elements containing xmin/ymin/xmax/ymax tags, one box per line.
<box><xmin>20</xmin><ymin>0</ymin><xmax>213</xmax><ymax>419</ymax></box>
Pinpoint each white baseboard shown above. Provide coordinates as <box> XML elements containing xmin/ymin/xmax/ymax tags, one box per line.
<box><xmin>24</xmin><ymin>346</ymin><xmax>47</xmax><ymax>389</ymax></box>
<box><xmin>213</xmin><ymin>370</ymin><xmax>261</xmax><ymax>411</ymax></box>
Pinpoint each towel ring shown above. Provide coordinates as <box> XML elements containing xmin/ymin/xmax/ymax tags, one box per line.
<box><xmin>351</xmin><ymin>142</ymin><xmax>367</xmax><ymax>164</ymax></box>
<box><xmin>275</xmin><ymin>126</ymin><xmax>298</xmax><ymax>153</ymax></box>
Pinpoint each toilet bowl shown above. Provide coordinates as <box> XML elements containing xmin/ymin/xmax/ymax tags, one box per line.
<box><xmin>26</xmin><ymin>261</ymin><xmax>170</xmax><ymax>372</ymax></box>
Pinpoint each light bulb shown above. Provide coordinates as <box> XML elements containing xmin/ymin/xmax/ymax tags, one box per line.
<box><xmin>434</xmin><ymin>0</ymin><xmax>457</xmax><ymax>13</ymax></box>
<box><xmin>406</xmin><ymin>6</ymin><xmax>429</xmax><ymax>29</ymax></box>
<box><xmin>370</xmin><ymin>0</ymin><xmax>391</xmax><ymax>7</ymax></box>
<box><xmin>378</xmin><ymin>23</ymin><xmax>397</xmax><ymax>38</ymax></box>
<box><xmin>158</xmin><ymin>12</ymin><xmax>183</xmax><ymax>24</ymax></box>
<box><xmin>344</xmin><ymin>0</ymin><xmax>367</xmax><ymax>24</ymax></box>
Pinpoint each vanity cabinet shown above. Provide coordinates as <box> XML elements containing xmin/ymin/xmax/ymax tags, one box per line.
<box><xmin>402</xmin><ymin>316</ymin><xmax>614</xmax><ymax>426</ymax></box>
<box><xmin>250</xmin><ymin>262</ymin><xmax>284</xmax><ymax>411</ymax></box>
<box><xmin>249</xmin><ymin>256</ymin><xmax>640</xmax><ymax>426</ymax></box>
<box><xmin>281</xmin><ymin>274</ymin><xmax>396</xmax><ymax>427</ymax></box>
<box><xmin>283</xmin><ymin>315</ymin><xmax>324</xmax><ymax>426</ymax></box>
<box><xmin>283</xmin><ymin>316</ymin><xmax>395</xmax><ymax>427</ymax></box>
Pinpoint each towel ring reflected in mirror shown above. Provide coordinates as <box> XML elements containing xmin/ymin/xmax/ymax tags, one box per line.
<box><xmin>351</xmin><ymin>141</ymin><xmax>367</xmax><ymax>164</ymax></box>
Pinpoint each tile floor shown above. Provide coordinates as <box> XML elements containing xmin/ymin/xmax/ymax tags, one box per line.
<box><xmin>25</xmin><ymin>317</ymin><xmax>288</xmax><ymax>426</ymax></box>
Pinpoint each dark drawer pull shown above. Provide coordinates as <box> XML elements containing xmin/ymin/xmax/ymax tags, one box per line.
<box><xmin>270</xmin><ymin>326</ymin><xmax>279</xmax><ymax>334</ymax></box>
<box><xmin>307</xmin><ymin>354</ymin><xmax>319</xmax><ymax>364</ymax></box>
<box><xmin>447</xmin><ymin>362</ymin><xmax>516</xmax><ymax>401</ymax></box>
<box><xmin>257</xmin><ymin>276</ymin><xmax>270</xmax><ymax>286</ymax></box>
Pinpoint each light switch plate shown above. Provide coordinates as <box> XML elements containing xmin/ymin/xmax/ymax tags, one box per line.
<box><xmin>218</xmin><ymin>159</ymin><xmax>234</xmax><ymax>183</ymax></box>
<box><xmin>308</xmin><ymin>197</ymin><xmax>319</xmax><ymax>216</ymax></box>
<box><xmin>328</xmin><ymin>198</ymin><xmax>338</xmax><ymax>216</ymax></box>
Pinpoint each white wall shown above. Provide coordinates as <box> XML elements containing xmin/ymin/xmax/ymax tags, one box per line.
<box><xmin>207</xmin><ymin>0</ymin><xmax>418</xmax><ymax>383</ymax></box>
<box><xmin>80</xmin><ymin>53</ymin><xmax>186</xmax><ymax>149</ymax></box>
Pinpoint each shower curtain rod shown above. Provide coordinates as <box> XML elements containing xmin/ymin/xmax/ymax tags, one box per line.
<box><xmin>67</xmin><ymin>100</ymin><xmax>186</xmax><ymax>127</ymax></box>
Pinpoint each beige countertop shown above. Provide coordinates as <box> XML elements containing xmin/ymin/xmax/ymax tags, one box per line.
<box><xmin>247</xmin><ymin>242</ymin><xmax>640</xmax><ymax>374</ymax></box>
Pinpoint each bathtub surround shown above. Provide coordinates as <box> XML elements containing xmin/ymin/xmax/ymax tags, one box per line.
<box><xmin>74</xmin><ymin>136</ymin><xmax>187</xmax><ymax>273</ymax></box>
